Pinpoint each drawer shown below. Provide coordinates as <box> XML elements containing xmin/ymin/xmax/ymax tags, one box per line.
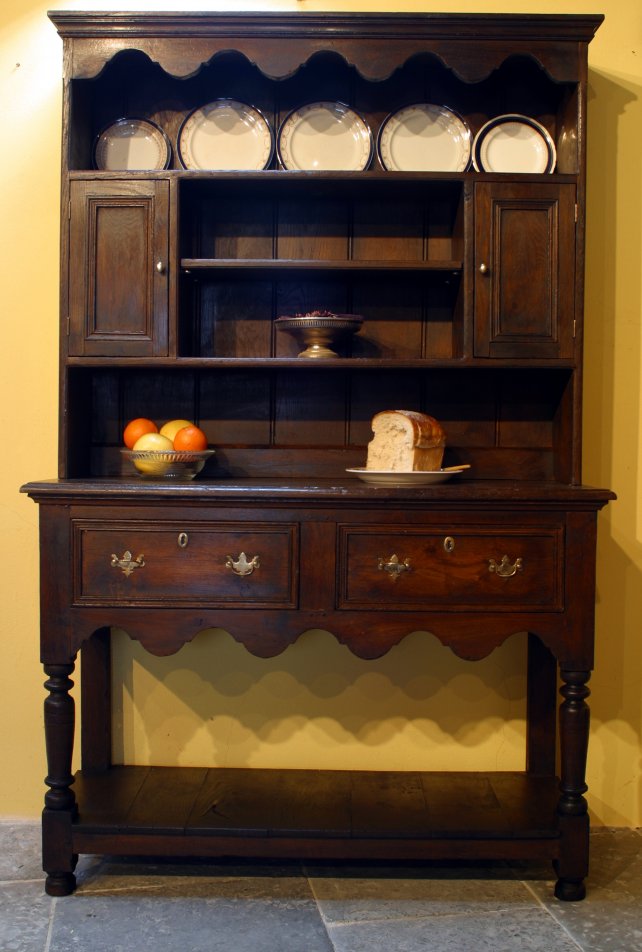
<box><xmin>337</xmin><ymin>525</ymin><xmax>563</xmax><ymax>611</ymax></box>
<box><xmin>73</xmin><ymin>520</ymin><xmax>299</xmax><ymax>608</ymax></box>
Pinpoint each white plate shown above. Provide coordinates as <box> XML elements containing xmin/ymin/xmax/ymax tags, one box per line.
<box><xmin>472</xmin><ymin>114</ymin><xmax>556</xmax><ymax>173</ymax></box>
<box><xmin>378</xmin><ymin>103</ymin><xmax>471</xmax><ymax>172</ymax></box>
<box><xmin>346</xmin><ymin>468</ymin><xmax>465</xmax><ymax>486</ymax></box>
<box><xmin>278</xmin><ymin>101</ymin><xmax>373</xmax><ymax>171</ymax></box>
<box><xmin>94</xmin><ymin>118</ymin><xmax>171</xmax><ymax>171</ymax></box>
<box><xmin>178</xmin><ymin>100</ymin><xmax>274</xmax><ymax>171</ymax></box>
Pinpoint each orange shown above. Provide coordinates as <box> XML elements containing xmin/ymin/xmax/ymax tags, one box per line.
<box><xmin>123</xmin><ymin>417</ymin><xmax>158</xmax><ymax>449</ymax></box>
<box><xmin>173</xmin><ymin>424</ymin><xmax>208</xmax><ymax>452</ymax></box>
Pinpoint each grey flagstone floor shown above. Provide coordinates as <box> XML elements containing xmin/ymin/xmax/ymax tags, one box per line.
<box><xmin>1</xmin><ymin>822</ymin><xmax>641</xmax><ymax>951</ymax></box>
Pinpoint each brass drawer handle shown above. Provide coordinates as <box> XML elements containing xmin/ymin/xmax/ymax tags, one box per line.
<box><xmin>225</xmin><ymin>552</ymin><xmax>260</xmax><ymax>576</ymax></box>
<box><xmin>378</xmin><ymin>554</ymin><xmax>411</xmax><ymax>579</ymax></box>
<box><xmin>110</xmin><ymin>550</ymin><xmax>145</xmax><ymax>577</ymax></box>
<box><xmin>489</xmin><ymin>554</ymin><xmax>523</xmax><ymax>578</ymax></box>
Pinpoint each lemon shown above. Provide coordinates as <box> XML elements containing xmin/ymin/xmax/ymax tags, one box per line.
<box><xmin>160</xmin><ymin>419</ymin><xmax>193</xmax><ymax>443</ymax></box>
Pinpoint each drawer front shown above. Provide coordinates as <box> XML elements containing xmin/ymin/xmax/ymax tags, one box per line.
<box><xmin>74</xmin><ymin>521</ymin><xmax>298</xmax><ymax>608</ymax></box>
<box><xmin>338</xmin><ymin>526</ymin><xmax>563</xmax><ymax>611</ymax></box>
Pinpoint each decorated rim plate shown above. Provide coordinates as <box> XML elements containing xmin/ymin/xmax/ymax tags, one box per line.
<box><xmin>178</xmin><ymin>100</ymin><xmax>274</xmax><ymax>171</ymax></box>
<box><xmin>472</xmin><ymin>114</ymin><xmax>556</xmax><ymax>173</ymax></box>
<box><xmin>378</xmin><ymin>103</ymin><xmax>471</xmax><ymax>173</ymax></box>
<box><xmin>94</xmin><ymin>118</ymin><xmax>171</xmax><ymax>171</ymax></box>
<box><xmin>346</xmin><ymin>468</ymin><xmax>466</xmax><ymax>487</ymax></box>
<box><xmin>278</xmin><ymin>101</ymin><xmax>373</xmax><ymax>171</ymax></box>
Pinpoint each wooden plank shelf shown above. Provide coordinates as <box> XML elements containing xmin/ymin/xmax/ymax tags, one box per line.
<box><xmin>65</xmin><ymin>356</ymin><xmax>577</xmax><ymax>369</ymax></box>
<box><xmin>181</xmin><ymin>258</ymin><xmax>464</xmax><ymax>272</ymax></box>
<box><xmin>71</xmin><ymin>766</ymin><xmax>561</xmax><ymax>861</ymax></box>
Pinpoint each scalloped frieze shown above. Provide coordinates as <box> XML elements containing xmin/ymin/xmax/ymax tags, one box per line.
<box><xmin>67</xmin><ymin>36</ymin><xmax>581</xmax><ymax>85</ymax></box>
<box><xmin>70</xmin><ymin>616</ymin><xmax>573</xmax><ymax>666</ymax></box>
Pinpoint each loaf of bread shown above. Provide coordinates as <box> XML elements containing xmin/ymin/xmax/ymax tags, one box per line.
<box><xmin>366</xmin><ymin>410</ymin><xmax>446</xmax><ymax>471</ymax></box>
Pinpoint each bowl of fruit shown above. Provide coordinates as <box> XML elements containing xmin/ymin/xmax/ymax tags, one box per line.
<box><xmin>121</xmin><ymin>418</ymin><xmax>215</xmax><ymax>479</ymax></box>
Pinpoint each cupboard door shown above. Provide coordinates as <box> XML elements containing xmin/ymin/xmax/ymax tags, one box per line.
<box><xmin>474</xmin><ymin>182</ymin><xmax>576</xmax><ymax>359</ymax></box>
<box><xmin>68</xmin><ymin>180</ymin><xmax>169</xmax><ymax>356</ymax></box>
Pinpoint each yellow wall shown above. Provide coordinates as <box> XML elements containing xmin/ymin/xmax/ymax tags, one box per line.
<box><xmin>1</xmin><ymin>0</ymin><xmax>641</xmax><ymax>826</ymax></box>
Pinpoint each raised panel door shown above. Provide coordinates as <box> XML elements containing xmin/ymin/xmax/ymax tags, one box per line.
<box><xmin>474</xmin><ymin>182</ymin><xmax>576</xmax><ymax>359</ymax></box>
<box><xmin>68</xmin><ymin>179</ymin><xmax>169</xmax><ymax>357</ymax></box>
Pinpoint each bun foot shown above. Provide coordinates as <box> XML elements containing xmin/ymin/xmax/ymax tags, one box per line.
<box><xmin>554</xmin><ymin>878</ymin><xmax>586</xmax><ymax>902</ymax></box>
<box><xmin>45</xmin><ymin>871</ymin><xmax>76</xmax><ymax>896</ymax></box>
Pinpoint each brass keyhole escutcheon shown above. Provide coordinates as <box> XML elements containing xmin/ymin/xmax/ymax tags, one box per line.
<box><xmin>177</xmin><ymin>532</ymin><xmax>189</xmax><ymax>548</ymax></box>
<box><xmin>443</xmin><ymin>536</ymin><xmax>455</xmax><ymax>553</ymax></box>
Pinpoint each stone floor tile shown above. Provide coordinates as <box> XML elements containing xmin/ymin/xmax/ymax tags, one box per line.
<box><xmin>585</xmin><ymin>827</ymin><xmax>642</xmax><ymax>892</ymax></box>
<box><xmin>48</xmin><ymin>891</ymin><xmax>334</xmax><ymax>952</ymax></box>
<box><xmin>0</xmin><ymin>881</ymin><xmax>53</xmax><ymax>952</ymax></box>
<box><xmin>4</xmin><ymin>823</ymin><xmax>642</xmax><ymax>952</ymax></box>
<box><xmin>0</xmin><ymin>821</ymin><xmax>43</xmax><ymax>883</ymax></box>
<box><xmin>326</xmin><ymin>908</ymin><xmax>583</xmax><ymax>952</ymax></box>
<box><xmin>307</xmin><ymin>864</ymin><xmax>537</xmax><ymax>923</ymax></box>
<box><xmin>526</xmin><ymin>829</ymin><xmax>642</xmax><ymax>952</ymax></box>
<box><xmin>75</xmin><ymin>857</ymin><xmax>312</xmax><ymax>898</ymax></box>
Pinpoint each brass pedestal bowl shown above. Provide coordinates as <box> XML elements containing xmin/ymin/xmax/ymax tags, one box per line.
<box><xmin>276</xmin><ymin>312</ymin><xmax>363</xmax><ymax>358</ymax></box>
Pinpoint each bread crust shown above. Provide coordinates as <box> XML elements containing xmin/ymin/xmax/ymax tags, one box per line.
<box><xmin>371</xmin><ymin>409</ymin><xmax>445</xmax><ymax>448</ymax></box>
<box><xmin>366</xmin><ymin>410</ymin><xmax>446</xmax><ymax>471</ymax></box>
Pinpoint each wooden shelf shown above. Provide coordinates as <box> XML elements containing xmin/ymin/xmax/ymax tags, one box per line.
<box><xmin>181</xmin><ymin>258</ymin><xmax>463</xmax><ymax>272</ymax></box>
<box><xmin>65</xmin><ymin>356</ymin><xmax>577</xmax><ymax>369</ymax></box>
<box><xmin>71</xmin><ymin>766</ymin><xmax>561</xmax><ymax>861</ymax></box>
<box><xmin>67</xmin><ymin>169</ymin><xmax>580</xmax><ymax>186</ymax></box>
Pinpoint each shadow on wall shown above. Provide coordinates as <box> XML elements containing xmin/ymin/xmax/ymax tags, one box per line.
<box><xmin>583</xmin><ymin>68</ymin><xmax>642</xmax><ymax>825</ymax></box>
<box><xmin>110</xmin><ymin>627</ymin><xmax>528</xmax><ymax>772</ymax></box>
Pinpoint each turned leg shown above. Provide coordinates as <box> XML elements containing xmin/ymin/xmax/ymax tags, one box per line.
<box><xmin>42</xmin><ymin>661</ymin><xmax>78</xmax><ymax>896</ymax></box>
<box><xmin>554</xmin><ymin>668</ymin><xmax>591</xmax><ymax>901</ymax></box>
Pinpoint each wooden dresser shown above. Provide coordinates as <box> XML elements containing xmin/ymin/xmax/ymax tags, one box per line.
<box><xmin>22</xmin><ymin>11</ymin><xmax>613</xmax><ymax>900</ymax></box>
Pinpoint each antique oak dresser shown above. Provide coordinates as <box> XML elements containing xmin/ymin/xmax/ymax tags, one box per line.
<box><xmin>22</xmin><ymin>11</ymin><xmax>613</xmax><ymax>899</ymax></box>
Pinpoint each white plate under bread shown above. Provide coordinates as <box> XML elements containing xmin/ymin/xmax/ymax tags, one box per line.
<box><xmin>346</xmin><ymin>466</ymin><xmax>468</xmax><ymax>486</ymax></box>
